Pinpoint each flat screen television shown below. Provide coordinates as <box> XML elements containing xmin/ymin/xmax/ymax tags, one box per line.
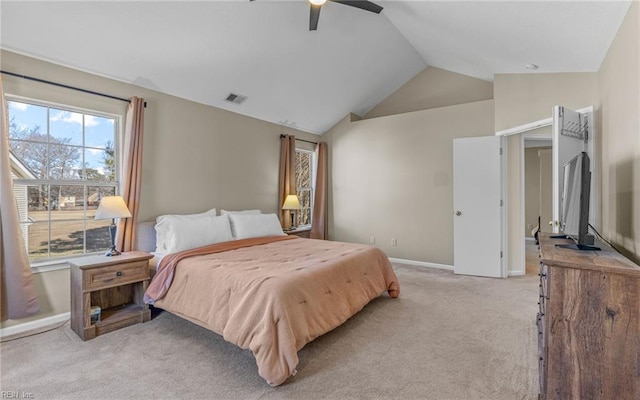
<box><xmin>556</xmin><ymin>151</ymin><xmax>600</xmax><ymax>251</ymax></box>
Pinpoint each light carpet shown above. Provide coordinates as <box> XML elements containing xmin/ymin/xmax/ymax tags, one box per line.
<box><xmin>1</xmin><ymin>265</ymin><xmax>539</xmax><ymax>400</ymax></box>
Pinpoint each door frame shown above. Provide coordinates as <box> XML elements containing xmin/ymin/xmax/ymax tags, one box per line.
<box><xmin>495</xmin><ymin>106</ymin><xmax>596</xmax><ymax>275</ymax></box>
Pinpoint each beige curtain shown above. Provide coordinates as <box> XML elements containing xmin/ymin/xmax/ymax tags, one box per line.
<box><xmin>278</xmin><ymin>134</ymin><xmax>296</xmax><ymax>229</ymax></box>
<box><xmin>311</xmin><ymin>142</ymin><xmax>328</xmax><ymax>240</ymax></box>
<box><xmin>116</xmin><ymin>97</ymin><xmax>145</xmax><ymax>252</ymax></box>
<box><xmin>0</xmin><ymin>76</ymin><xmax>40</xmax><ymax>321</ymax></box>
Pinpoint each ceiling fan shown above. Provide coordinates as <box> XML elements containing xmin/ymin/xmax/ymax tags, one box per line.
<box><xmin>307</xmin><ymin>0</ymin><xmax>383</xmax><ymax>31</ymax></box>
<box><xmin>250</xmin><ymin>0</ymin><xmax>384</xmax><ymax>31</ymax></box>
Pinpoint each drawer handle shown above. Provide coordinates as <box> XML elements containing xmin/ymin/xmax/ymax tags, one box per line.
<box><xmin>116</xmin><ymin>271</ymin><xmax>123</xmax><ymax>277</ymax></box>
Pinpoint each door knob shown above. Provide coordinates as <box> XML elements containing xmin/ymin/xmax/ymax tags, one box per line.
<box><xmin>455</xmin><ymin>211</ymin><xmax>462</xmax><ymax>216</ymax></box>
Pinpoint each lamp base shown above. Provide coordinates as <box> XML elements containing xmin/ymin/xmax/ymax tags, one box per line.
<box><xmin>105</xmin><ymin>221</ymin><xmax>121</xmax><ymax>256</ymax></box>
<box><xmin>289</xmin><ymin>210</ymin><xmax>296</xmax><ymax>231</ymax></box>
<box><xmin>105</xmin><ymin>246</ymin><xmax>121</xmax><ymax>257</ymax></box>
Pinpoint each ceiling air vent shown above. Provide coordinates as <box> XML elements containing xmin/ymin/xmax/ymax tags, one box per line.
<box><xmin>225</xmin><ymin>93</ymin><xmax>247</xmax><ymax>105</ymax></box>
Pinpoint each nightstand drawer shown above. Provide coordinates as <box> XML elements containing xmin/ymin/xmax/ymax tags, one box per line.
<box><xmin>84</xmin><ymin>260</ymin><xmax>148</xmax><ymax>290</ymax></box>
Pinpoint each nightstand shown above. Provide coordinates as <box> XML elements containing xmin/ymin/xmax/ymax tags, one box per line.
<box><xmin>286</xmin><ymin>227</ymin><xmax>311</xmax><ymax>238</ymax></box>
<box><xmin>70</xmin><ymin>251</ymin><xmax>153</xmax><ymax>341</ymax></box>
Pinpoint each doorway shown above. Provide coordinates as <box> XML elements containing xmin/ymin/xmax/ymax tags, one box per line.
<box><xmin>523</xmin><ymin>135</ymin><xmax>552</xmax><ymax>275</ymax></box>
<box><xmin>498</xmin><ymin>105</ymin><xmax>596</xmax><ymax>276</ymax></box>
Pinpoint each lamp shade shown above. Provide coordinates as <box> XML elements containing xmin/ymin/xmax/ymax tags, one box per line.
<box><xmin>282</xmin><ymin>194</ymin><xmax>301</xmax><ymax>210</ymax></box>
<box><xmin>95</xmin><ymin>196</ymin><xmax>132</xmax><ymax>220</ymax></box>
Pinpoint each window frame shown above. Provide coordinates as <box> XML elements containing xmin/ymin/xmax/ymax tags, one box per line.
<box><xmin>7</xmin><ymin>95</ymin><xmax>123</xmax><ymax>266</ymax></box>
<box><xmin>295</xmin><ymin>148</ymin><xmax>315</xmax><ymax>228</ymax></box>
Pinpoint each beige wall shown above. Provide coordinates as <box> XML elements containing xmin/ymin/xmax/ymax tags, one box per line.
<box><xmin>598</xmin><ymin>0</ymin><xmax>640</xmax><ymax>263</ymax></box>
<box><xmin>1</xmin><ymin>50</ymin><xmax>317</xmax><ymax>329</ymax></box>
<box><xmin>322</xmin><ymin>100</ymin><xmax>495</xmax><ymax>265</ymax></box>
<box><xmin>364</xmin><ymin>66</ymin><xmax>493</xmax><ymax>119</ymax></box>
<box><xmin>494</xmin><ymin>74</ymin><xmax>598</xmax><ymax>272</ymax></box>
<box><xmin>494</xmin><ymin>72</ymin><xmax>598</xmax><ymax>132</ymax></box>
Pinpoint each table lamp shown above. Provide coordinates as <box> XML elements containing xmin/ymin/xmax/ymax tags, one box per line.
<box><xmin>282</xmin><ymin>194</ymin><xmax>301</xmax><ymax>230</ymax></box>
<box><xmin>95</xmin><ymin>195</ymin><xmax>132</xmax><ymax>256</ymax></box>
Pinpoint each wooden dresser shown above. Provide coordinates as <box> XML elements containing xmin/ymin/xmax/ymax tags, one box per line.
<box><xmin>537</xmin><ymin>233</ymin><xmax>640</xmax><ymax>399</ymax></box>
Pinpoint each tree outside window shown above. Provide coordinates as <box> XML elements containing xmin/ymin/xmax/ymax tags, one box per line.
<box><xmin>295</xmin><ymin>149</ymin><xmax>314</xmax><ymax>227</ymax></box>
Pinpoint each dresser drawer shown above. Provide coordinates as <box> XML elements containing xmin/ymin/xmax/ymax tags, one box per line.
<box><xmin>84</xmin><ymin>260</ymin><xmax>148</xmax><ymax>290</ymax></box>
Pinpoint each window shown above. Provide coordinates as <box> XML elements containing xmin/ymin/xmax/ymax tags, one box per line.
<box><xmin>295</xmin><ymin>149</ymin><xmax>314</xmax><ymax>227</ymax></box>
<box><xmin>8</xmin><ymin>99</ymin><xmax>119</xmax><ymax>261</ymax></box>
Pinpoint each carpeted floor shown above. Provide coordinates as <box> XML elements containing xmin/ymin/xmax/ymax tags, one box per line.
<box><xmin>1</xmin><ymin>264</ymin><xmax>539</xmax><ymax>400</ymax></box>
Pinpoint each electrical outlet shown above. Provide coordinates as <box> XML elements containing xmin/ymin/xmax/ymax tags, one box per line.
<box><xmin>527</xmin><ymin>224</ymin><xmax>532</xmax><ymax>230</ymax></box>
<box><xmin>370</xmin><ymin>236</ymin><xmax>375</xmax><ymax>244</ymax></box>
<box><xmin>391</xmin><ymin>238</ymin><xmax>397</xmax><ymax>247</ymax></box>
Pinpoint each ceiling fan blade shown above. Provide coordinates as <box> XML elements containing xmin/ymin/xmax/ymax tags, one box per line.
<box><xmin>309</xmin><ymin>4</ymin><xmax>321</xmax><ymax>31</ymax></box>
<box><xmin>331</xmin><ymin>0</ymin><xmax>383</xmax><ymax>14</ymax></box>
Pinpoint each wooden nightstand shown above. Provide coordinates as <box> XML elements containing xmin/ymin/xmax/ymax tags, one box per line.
<box><xmin>70</xmin><ymin>251</ymin><xmax>153</xmax><ymax>341</ymax></box>
<box><xmin>286</xmin><ymin>227</ymin><xmax>311</xmax><ymax>238</ymax></box>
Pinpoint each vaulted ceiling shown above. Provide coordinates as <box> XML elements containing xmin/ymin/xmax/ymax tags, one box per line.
<box><xmin>0</xmin><ymin>1</ymin><xmax>632</xmax><ymax>134</ymax></box>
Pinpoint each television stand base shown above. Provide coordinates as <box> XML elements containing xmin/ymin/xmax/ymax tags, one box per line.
<box><xmin>555</xmin><ymin>243</ymin><xmax>601</xmax><ymax>251</ymax></box>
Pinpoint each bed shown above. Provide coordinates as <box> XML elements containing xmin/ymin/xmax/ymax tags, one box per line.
<box><xmin>138</xmin><ymin>212</ymin><xmax>399</xmax><ymax>386</ymax></box>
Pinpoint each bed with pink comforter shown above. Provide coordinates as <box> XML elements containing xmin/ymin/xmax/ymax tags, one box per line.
<box><xmin>144</xmin><ymin>235</ymin><xmax>399</xmax><ymax>386</ymax></box>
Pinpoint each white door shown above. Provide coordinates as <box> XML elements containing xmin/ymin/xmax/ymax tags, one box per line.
<box><xmin>551</xmin><ymin>106</ymin><xmax>592</xmax><ymax>232</ymax></box>
<box><xmin>453</xmin><ymin>136</ymin><xmax>504</xmax><ymax>278</ymax></box>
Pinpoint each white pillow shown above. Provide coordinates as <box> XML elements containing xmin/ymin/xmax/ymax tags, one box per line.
<box><xmin>228</xmin><ymin>213</ymin><xmax>286</xmax><ymax>240</ymax></box>
<box><xmin>155</xmin><ymin>209</ymin><xmax>216</xmax><ymax>253</ymax></box>
<box><xmin>159</xmin><ymin>215</ymin><xmax>233</xmax><ymax>254</ymax></box>
<box><xmin>220</xmin><ymin>209</ymin><xmax>261</xmax><ymax>215</ymax></box>
<box><xmin>220</xmin><ymin>209</ymin><xmax>261</xmax><ymax>237</ymax></box>
<box><xmin>158</xmin><ymin>214</ymin><xmax>233</xmax><ymax>254</ymax></box>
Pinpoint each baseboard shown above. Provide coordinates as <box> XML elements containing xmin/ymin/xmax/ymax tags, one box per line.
<box><xmin>389</xmin><ymin>257</ymin><xmax>454</xmax><ymax>271</ymax></box>
<box><xmin>0</xmin><ymin>312</ymin><xmax>70</xmax><ymax>341</ymax></box>
<box><xmin>525</xmin><ymin>237</ymin><xmax>536</xmax><ymax>242</ymax></box>
<box><xmin>508</xmin><ymin>270</ymin><xmax>526</xmax><ymax>277</ymax></box>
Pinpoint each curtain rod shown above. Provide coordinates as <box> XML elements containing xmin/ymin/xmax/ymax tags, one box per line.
<box><xmin>1</xmin><ymin>70</ymin><xmax>146</xmax><ymax>107</ymax></box>
<box><xmin>280</xmin><ymin>134</ymin><xmax>317</xmax><ymax>145</ymax></box>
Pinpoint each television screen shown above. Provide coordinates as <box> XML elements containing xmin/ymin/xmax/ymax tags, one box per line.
<box><xmin>557</xmin><ymin>152</ymin><xmax>599</xmax><ymax>251</ymax></box>
<box><xmin>561</xmin><ymin>153</ymin><xmax>583</xmax><ymax>238</ymax></box>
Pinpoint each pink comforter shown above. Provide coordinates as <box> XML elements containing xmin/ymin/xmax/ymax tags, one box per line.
<box><xmin>145</xmin><ymin>236</ymin><xmax>399</xmax><ymax>386</ymax></box>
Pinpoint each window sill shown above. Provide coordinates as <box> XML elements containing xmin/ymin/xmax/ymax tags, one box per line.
<box><xmin>30</xmin><ymin>251</ymin><xmax>105</xmax><ymax>274</ymax></box>
<box><xmin>30</xmin><ymin>261</ymin><xmax>69</xmax><ymax>274</ymax></box>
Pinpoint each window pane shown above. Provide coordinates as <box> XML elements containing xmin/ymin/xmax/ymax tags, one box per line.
<box><xmin>48</xmin><ymin>144</ymin><xmax>82</xmax><ymax>179</ymax></box>
<box><xmin>50</xmin><ymin>185</ymin><xmax>85</xmax><ymax>215</ymax></box>
<box><xmin>298</xmin><ymin>209</ymin><xmax>311</xmax><ymax>226</ymax></box>
<box><xmin>8</xmin><ymin>101</ymin><xmax>47</xmax><ymax>141</ymax></box>
<box><xmin>296</xmin><ymin>151</ymin><xmax>311</xmax><ymax>188</ymax></box>
<box><xmin>50</xmin><ymin>108</ymin><xmax>83</xmax><ymax>146</ymax></box>
<box><xmin>9</xmin><ymin>139</ymin><xmax>47</xmax><ymax>179</ymax></box>
<box><xmin>50</xmin><ymin>221</ymin><xmax>85</xmax><ymax>257</ymax></box>
<box><xmin>298</xmin><ymin>189</ymin><xmax>312</xmax><ymax>208</ymax></box>
<box><xmin>27</xmin><ymin>185</ymin><xmax>49</xmax><ymax>216</ymax></box>
<box><xmin>84</xmin><ymin>148</ymin><xmax>115</xmax><ymax>182</ymax></box>
<box><xmin>85</xmin><ymin>115</ymin><xmax>115</xmax><ymax>149</ymax></box>
<box><xmin>86</xmin><ymin>219</ymin><xmax>112</xmax><ymax>253</ymax></box>
<box><xmin>27</xmin><ymin>221</ymin><xmax>49</xmax><ymax>260</ymax></box>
